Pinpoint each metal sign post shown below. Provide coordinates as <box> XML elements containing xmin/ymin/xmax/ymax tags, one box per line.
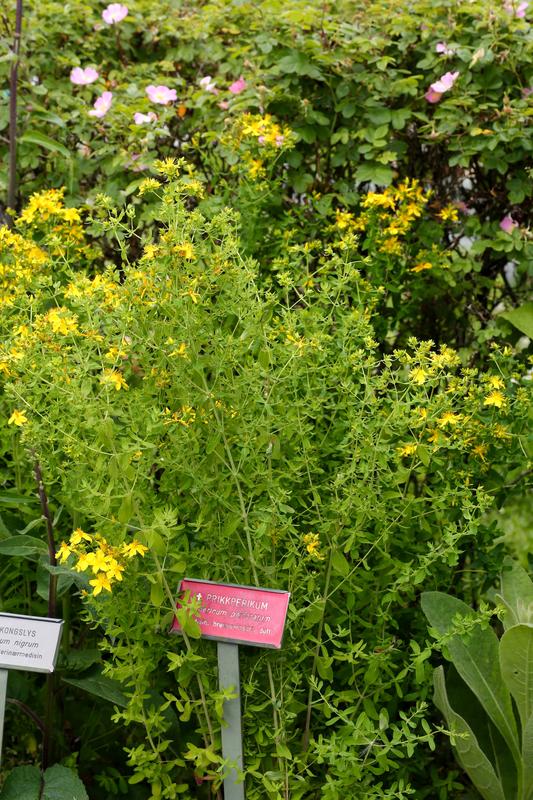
<box><xmin>0</xmin><ymin>669</ymin><xmax>7</xmax><ymax>769</ymax></box>
<box><xmin>0</xmin><ymin>612</ymin><xmax>63</xmax><ymax>769</ymax></box>
<box><xmin>171</xmin><ymin>579</ymin><xmax>290</xmax><ymax>800</ymax></box>
<box><xmin>218</xmin><ymin>642</ymin><xmax>245</xmax><ymax>800</ymax></box>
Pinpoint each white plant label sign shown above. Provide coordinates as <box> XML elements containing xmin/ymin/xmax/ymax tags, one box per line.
<box><xmin>0</xmin><ymin>612</ymin><xmax>63</xmax><ymax>673</ymax></box>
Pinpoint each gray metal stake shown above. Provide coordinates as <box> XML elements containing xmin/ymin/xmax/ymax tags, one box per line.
<box><xmin>0</xmin><ymin>669</ymin><xmax>8</xmax><ymax>769</ymax></box>
<box><xmin>217</xmin><ymin>642</ymin><xmax>245</xmax><ymax>800</ymax></box>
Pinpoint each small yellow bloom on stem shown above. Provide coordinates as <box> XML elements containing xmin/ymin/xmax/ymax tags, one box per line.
<box><xmin>91</xmin><ymin>548</ymin><xmax>111</xmax><ymax>573</ymax></box>
<box><xmin>302</xmin><ymin>533</ymin><xmax>324</xmax><ymax>560</ymax></box>
<box><xmin>409</xmin><ymin>367</ymin><xmax>428</xmax><ymax>385</ymax></box>
<box><xmin>437</xmin><ymin>411</ymin><xmax>462</xmax><ymax>428</ymax></box>
<box><xmin>487</xmin><ymin>376</ymin><xmax>505</xmax><ymax>390</ymax></box>
<box><xmin>122</xmin><ymin>540</ymin><xmax>148</xmax><ymax>558</ymax></box>
<box><xmin>89</xmin><ymin>573</ymin><xmax>112</xmax><ymax>596</ymax></box>
<box><xmin>100</xmin><ymin>369</ymin><xmax>129</xmax><ymax>391</ymax></box>
<box><xmin>483</xmin><ymin>390</ymin><xmax>505</xmax><ymax>409</ymax></box>
<box><xmin>75</xmin><ymin>552</ymin><xmax>96</xmax><ymax>572</ymax></box>
<box><xmin>105</xmin><ymin>558</ymin><xmax>125</xmax><ymax>581</ymax></box>
<box><xmin>8</xmin><ymin>409</ymin><xmax>28</xmax><ymax>426</ymax></box>
<box><xmin>70</xmin><ymin>528</ymin><xmax>92</xmax><ymax>546</ymax></box>
<box><xmin>398</xmin><ymin>443</ymin><xmax>417</xmax><ymax>457</ymax></box>
<box><xmin>410</xmin><ymin>262</ymin><xmax>433</xmax><ymax>273</ymax></box>
<box><xmin>57</xmin><ymin>542</ymin><xmax>72</xmax><ymax>563</ymax></box>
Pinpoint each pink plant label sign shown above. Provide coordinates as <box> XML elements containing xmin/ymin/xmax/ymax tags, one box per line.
<box><xmin>171</xmin><ymin>579</ymin><xmax>290</xmax><ymax>649</ymax></box>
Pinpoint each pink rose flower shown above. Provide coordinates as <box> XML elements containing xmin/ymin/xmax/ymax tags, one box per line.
<box><xmin>89</xmin><ymin>91</ymin><xmax>113</xmax><ymax>118</ymax></box>
<box><xmin>500</xmin><ymin>214</ymin><xmax>517</xmax><ymax>233</ymax></box>
<box><xmin>133</xmin><ymin>111</ymin><xmax>157</xmax><ymax>124</ymax></box>
<box><xmin>70</xmin><ymin>66</ymin><xmax>99</xmax><ymax>85</ymax></box>
<box><xmin>228</xmin><ymin>77</ymin><xmax>246</xmax><ymax>94</ymax></box>
<box><xmin>146</xmin><ymin>84</ymin><xmax>177</xmax><ymax>105</ymax></box>
<box><xmin>504</xmin><ymin>0</ymin><xmax>528</xmax><ymax>16</ymax></box>
<box><xmin>425</xmin><ymin>71</ymin><xmax>459</xmax><ymax>103</ymax></box>
<box><xmin>435</xmin><ymin>42</ymin><xmax>454</xmax><ymax>55</ymax></box>
<box><xmin>102</xmin><ymin>3</ymin><xmax>128</xmax><ymax>24</ymax></box>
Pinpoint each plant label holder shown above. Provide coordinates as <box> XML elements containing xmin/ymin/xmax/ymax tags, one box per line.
<box><xmin>0</xmin><ymin>612</ymin><xmax>63</xmax><ymax>767</ymax></box>
<box><xmin>171</xmin><ymin>579</ymin><xmax>290</xmax><ymax>800</ymax></box>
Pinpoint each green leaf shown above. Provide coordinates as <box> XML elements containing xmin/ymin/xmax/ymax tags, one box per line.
<box><xmin>499</xmin><ymin>303</ymin><xmax>533</xmax><ymax>340</ymax></box>
<box><xmin>42</xmin><ymin>765</ymin><xmax>88</xmax><ymax>800</ymax></box>
<box><xmin>499</xmin><ymin>624</ymin><xmax>533</xmax><ymax>730</ymax></box>
<box><xmin>522</xmin><ymin>714</ymin><xmax>533</xmax><ymax>800</ymax></box>
<box><xmin>0</xmin><ymin>493</ymin><xmax>37</xmax><ymax>507</ymax></box>
<box><xmin>19</xmin><ymin>130</ymin><xmax>71</xmax><ymax>159</ymax></box>
<box><xmin>0</xmin><ymin>535</ymin><xmax>47</xmax><ymax>557</ymax></box>
<box><xmin>355</xmin><ymin>163</ymin><xmax>394</xmax><ymax>186</ymax></box>
<box><xmin>331</xmin><ymin>549</ymin><xmax>350</xmax><ymax>577</ymax></box>
<box><xmin>433</xmin><ymin>667</ymin><xmax>506</xmax><ymax>800</ymax></box>
<box><xmin>62</xmin><ymin>668</ymin><xmax>128</xmax><ymax>707</ymax></box>
<box><xmin>497</xmin><ymin>558</ymin><xmax>533</xmax><ymax>629</ymax></box>
<box><xmin>0</xmin><ymin>765</ymin><xmax>41</xmax><ymax>800</ymax></box>
<box><xmin>421</xmin><ymin>592</ymin><xmax>520</xmax><ymax>763</ymax></box>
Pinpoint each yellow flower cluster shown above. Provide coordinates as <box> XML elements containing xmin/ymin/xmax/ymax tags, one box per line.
<box><xmin>238</xmin><ymin>114</ymin><xmax>293</xmax><ymax>148</ymax></box>
<box><xmin>0</xmin><ymin>227</ymin><xmax>49</xmax><ymax>307</ymax></box>
<box><xmin>303</xmin><ymin>533</ymin><xmax>324</xmax><ymax>560</ymax></box>
<box><xmin>57</xmin><ymin>529</ymin><xmax>148</xmax><ymax>596</ymax></box>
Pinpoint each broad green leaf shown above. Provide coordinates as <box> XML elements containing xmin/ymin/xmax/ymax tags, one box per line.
<box><xmin>523</xmin><ymin>714</ymin><xmax>533</xmax><ymax>800</ymax></box>
<box><xmin>0</xmin><ymin>493</ymin><xmax>37</xmax><ymax>506</ymax></box>
<box><xmin>355</xmin><ymin>162</ymin><xmax>394</xmax><ymax>186</ymax></box>
<box><xmin>500</xmin><ymin>303</ymin><xmax>533</xmax><ymax>340</ymax></box>
<box><xmin>433</xmin><ymin>667</ymin><xmax>506</xmax><ymax>800</ymax></box>
<box><xmin>497</xmin><ymin>558</ymin><xmax>533</xmax><ymax>629</ymax></box>
<box><xmin>19</xmin><ymin>130</ymin><xmax>71</xmax><ymax>158</ymax></box>
<box><xmin>422</xmin><ymin>592</ymin><xmax>519</xmax><ymax>763</ymax></box>
<box><xmin>0</xmin><ymin>535</ymin><xmax>47</xmax><ymax>557</ymax></box>
<box><xmin>42</xmin><ymin>765</ymin><xmax>88</xmax><ymax>800</ymax></box>
<box><xmin>499</xmin><ymin>624</ymin><xmax>533</xmax><ymax>729</ymax></box>
<box><xmin>62</xmin><ymin>668</ymin><xmax>128</xmax><ymax>707</ymax></box>
<box><xmin>0</xmin><ymin>765</ymin><xmax>40</xmax><ymax>800</ymax></box>
<box><xmin>331</xmin><ymin>549</ymin><xmax>350</xmax><ymax>577</ymax></box>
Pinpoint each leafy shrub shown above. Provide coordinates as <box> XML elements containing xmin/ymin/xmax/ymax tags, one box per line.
<box><xmin>1</xmin><ymin>169</ymin><xmax>531</xmax><ymax>797</ymax></box>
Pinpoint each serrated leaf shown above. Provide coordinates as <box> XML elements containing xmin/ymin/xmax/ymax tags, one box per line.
<box><xmin>499</xmin><ymin>303</ymin><xmax>533</xmax><ymax>340</ymax></box>
<box><xmin>433</xmin><ymin>667</ymin><xmax>506</xmax><ymax>800</ymax></box>
<box><xmin>0</xmin><ymin>765</ymin><xmax>41</xmax><ymax>800</ymax></box>
<box><xmin>42</xmin><ymin>765</ymin><xmax>88</xmax><ymax>800</ymax></box>
<box><xmin>499</xmin><ymin>624</ymin><xmax>533</xmax><ymax>729</ymax></box>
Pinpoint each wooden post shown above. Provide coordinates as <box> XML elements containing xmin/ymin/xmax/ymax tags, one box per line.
<box><xmin>0</xmin><ymin>669</ymin><xmax>8</xmax><ymax>769</ymax></box>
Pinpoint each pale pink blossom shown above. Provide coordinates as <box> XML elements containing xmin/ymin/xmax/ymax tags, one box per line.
<box><xmin>228</xmin><ymin>77</ymin><xmax>246</xmax><ymax>94</ymax></box>
<box><xmin>500</xmin><ymin>214</ymin><xmax>517</xmax><ymax>233</ymax></box>
<box><xmin>102</xmin><ymin>3</ymin><xmax>128</xmax><ymax>24</ymax></box>
<box><xmin>218</xmin><ymin>100</ymin><xmax>229</xmax><ymax>110</ymax></box>
<box><xmin>425</xmin><ymin>71</ymin><xmax>459</xmax><ymax>103</ymax></box>
<box><xmin>146</xmin><ymin>84</ymin><xmax>177</xmax><ymax>105</ymax></box>
<box><xmin>522</xmin><ymin>86</ymin><xmax>533</xmax><ymax>97</ymax></box>
<box><xmin>70</xmin><ymin>66</ymin><xmax>99</xmax><ymax>85</ymax></box>
<box><xmin>89</xmin><ymin>91</ymin><xmax>113</xmax><ymax>118</ymax></box>
<box><xmin>199</xmin><ymin>76</ymin><xmax>218</xmax><ymax>94</ymax></box>
<box><xmin>435</xmin><ymin>42</ymin><xmax>455</xmax><ymax>55</ymax></box>
<box><xmin>133</xmin><ymin>111</ymin><xmax>158</xmax><ymax>124</ymax></box>
<box><xmin>504</xmin><ymin>0</ymin><xmax>528</xmax><ymax>16</ymax></box>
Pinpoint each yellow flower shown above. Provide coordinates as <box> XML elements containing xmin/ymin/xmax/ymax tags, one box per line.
<box><xmin>100</xmin><ymin>369</ymin><xmax>129</xmax><ymax>391</ymax></box>
<box><xmin>174</xmin><ymin>242</ymin><xmax>195</xmax><ymax>259</ymax></box>
<box><xmin>122</xmin><ymin>540</ymin><xmax>148</xmax><ymax>558</ymax></box>
<box><xmin>46</xmin><ymin>308</ymin><xmax>79</xmax><ymax>335</ymax></box>
<box><xmin>398</xmin><ymin>443</ymin><xmax>417</xmax><ymax>457</ymax></box>
<box><xmin>410</xmin><ymin>262</ymin><xmax>433</xmax><ymax>273</ymax></box>
<box><xmin>484</xmin><ymin>390</ymin><xmax>505</xmax><ymax>409</ymax></box>
<box><xmin>437</xmin><ymin>411</ymin><xmax>462</xmax><ymax>428</ymax></box>
<box><xmin>74</xmin><ymin>552</ymin><xmax>95</xmax><ymax>572</ymax></box>
<box><xmin>70</xmin><ymin>528</ymin><xmax>92</xmax><ymax>546</ymax></box>
<box><xmin>105</xmin><ymin>558</ymin><xmax>124</xmax><ymax>582</ymax></box>
<box><xmin>487</xmin><ymin>376</ymin><xmax>505</xmax><ymax>390</ymax></box>
<box><xmin>471</xmin><ymin>444</ymin><xmax>488</xmax><ymax>462</ymax></box>
<box><xmin>335</xmin><ymin>210</ymin><xmax>355</xmax><ymax>230</ymax></box>
<box><xmin>493</xmin><ymin>424</ymin><xmax>511</xmax><ymax>440</ymax></box>
<box><xmin>427</xmin><ymin>428</ymin><xmax>445</xmax><ymax>445</ymax></box>
<box><xmin>410</xmin><ymin>367</ymin><xmax>428</xmax><ymax>385</ymax></box>
<box><xmin>91</xmin><ymin>548</ymin><xmax>111</xmax><ymax>574</ymax></box>
<box><xmin>302</xmin><ymin>533</ymin><xmax>324</xmax><ymax>560</ymax></box>
<box><xmin>438</xmin><ymin>205</ymin><xmax>459</xmax><ymax>223</ymax></box>
<box><xmin>89</xmin><ymin>573</ymin><xmax>112</xmax><ymax>596</ymax></box>
<box><xmin>57</xmin><ymin>542</ymin><xmax>72</xmax><ymax>563</ymax></box>
<box><xmin>8</xmin><ymin>409</ymin><xmax>28</xmax><ymax>427</ymax></box>
<box><xmin>379</xmin><ymin>237</ymin><xmax>402</xmax><ymax>255</ymax></box>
